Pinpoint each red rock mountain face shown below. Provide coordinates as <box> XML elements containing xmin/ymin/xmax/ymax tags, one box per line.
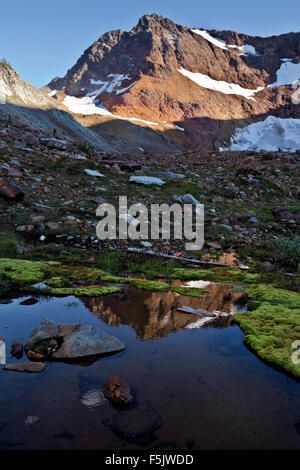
<box><xmin>49</xmin><ymin>14</ymin><xmax>300</xmax><ymax>151</ymax></box>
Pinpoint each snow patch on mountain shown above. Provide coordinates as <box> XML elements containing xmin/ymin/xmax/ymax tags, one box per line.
<box><xmin>116</xmin><ymin>81</ymin><xmax>138</xmax><ymax>95</ymax></box>
<box><xmin>220</xmin><ymin>116</ymin><xmax>300</xmax><ymax>152</ymax></box>
<box><xmin>243</xmin><ymin>45</ymin><xmax>258</xmax><ymax>55</ymax></box>
<box><xmin>62</xmin><ymin>95</ymin><xmax>160</xmax><ymax>126</ymax></box>
<box><xmin>88</xmin><ymin>74</ymin><xmax>132</xmax><ymax>95</ymax></box>
<box><xmin>178</xmin><ymin>67</ymin><xmax>264</xmax><ymax>99</ymax></box>
<box><xmin>192</xmin><ymin>29</ymin><xmax>258</xmax><ymax>56</ymax></box>
<box><xmin>192</xmin><ymin>29</ymin><xmax>227</xmax><ymax>50</ymax></box>
<box><xmin>269</xmin><ymin>61</ymin><xmax>300</xmax><ymax>87</ymax></box>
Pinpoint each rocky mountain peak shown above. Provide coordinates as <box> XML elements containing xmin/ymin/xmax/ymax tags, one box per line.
<box><xmin>45</xmin><ymin>14</ymin><xmax>300</xmax><ymax>153</ymax></box>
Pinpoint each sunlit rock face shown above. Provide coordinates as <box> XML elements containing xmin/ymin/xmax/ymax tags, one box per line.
<box><xmin>84</xmin><ymin>282</ymin><xmax>245</xmax><ymax>341</ymax></box>
<box><xmin>48</xmin><ymin>14</ymin><xmax>300</xmax><ymax>152</ymax></box>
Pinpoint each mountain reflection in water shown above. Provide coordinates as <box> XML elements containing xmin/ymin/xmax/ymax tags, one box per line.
<box><xmin>83</xmin><ymin>281</ymin><xmax>246</xmax><ymax>341</ymax></box>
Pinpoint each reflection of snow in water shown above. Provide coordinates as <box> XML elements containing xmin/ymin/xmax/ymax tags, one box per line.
<box><xmin>186</xmin><ymin>314</ymin><xmax>218</xmax><ymax>329</ymax></box>
<box><xmin>80</xmin><ymin>388</ymin><xmax>108</xmax><ymax>409</ymax></box>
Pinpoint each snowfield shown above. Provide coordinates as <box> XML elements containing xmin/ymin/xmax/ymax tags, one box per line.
<box><xmin>269</xmin><ymin>60</ymin><xmax>300</xmax><ymax>87</ymax></box>
<box><xmin>178</xmin><ymin>67</ymin><xmax>263</xmax><ymax>99</ymax></box>
<box><xmin>220</xmin><ymin>116</ymin><xmax>300</xmax><ymax>152</ymax></box>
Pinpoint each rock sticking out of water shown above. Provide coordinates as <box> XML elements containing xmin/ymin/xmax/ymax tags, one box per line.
<box><xmin>25</xmin><ymin>319</ymin><xmax>125</xmax><ymax>361</ymax></box>
<box><xmin>104</xmin><ymin>376</ymin><xmax>132</xmax><ymax>408</ymax></box>
<box><xmin>3</xmin><ymin>362</ymin><xmax>46</xmax><ymax>373</ymax></box>
<box><xmin>10</xmin><ymin>342</ymin><xmax>23</xmax><ymax>359</ymax></box>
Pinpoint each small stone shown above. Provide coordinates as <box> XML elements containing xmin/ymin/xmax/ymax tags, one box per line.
<box><xmin>104</xmin><ymin>376</ymin><xmax>132</xmax><ymax>408</ymax></box>
<box><xmin>24</xmin><ymin>416</ymin><xmax>39</xmax><ymax>426</ymax></box>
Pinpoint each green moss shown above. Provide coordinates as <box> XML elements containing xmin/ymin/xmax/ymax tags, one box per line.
<box><xmin>236</xmin><ymin>285</ymin><xmax>300</xmax><ymax>380</ymax></box>
<box><xmin>128</xmin><ymin>279</ymin><xmax>169</xmax><ymax>292</ymax></box>
<box><xmin>100</xmin><ymin>274</ymin><xmax>132</xmax><ymax>284</ymax></box>
<box><xmin>246</xmin><ymin>284</ymin><xmax>300</xmax><ymax>309</ymax></box>
<box><xmin>243</xmin><ymin>273</ymin><xmax>260</xmax><ymax>283</ymax></box>
<box><xmin>45</xmin><ymin>277</ymin><xmax>71</xmax><ymax>288</ymax></box>
<box><xmin>50</xmin><ymin>285</ymin><xmax>121</xmax><ymax>297</ymax></box>
<box><xmin>170</xmin><ymin>268</ymin><xmax>214</xmax><ymax>281</ymax></box>
<box><xmin>0</xmin><ymin>259</ymin><xmax>46</xmax><ymax>286</ymax></box>
<box><xmin>171</xmin><ymin>286</ymin><xmax>209</xmax><ymax>297</ymax></box>
<box><xmin>46</xmin><ymin>265</ymin><xmax>102</xmax><ymax>283</ymax></box>
<box><xmin>170</xmin><ymin>266</ymin><xmax>244</xmax><ymax>283</ymax></box>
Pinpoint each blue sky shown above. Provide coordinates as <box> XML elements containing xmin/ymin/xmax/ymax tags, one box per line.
<box><xmin>2</xmin><ymin>0</ymin><xmax>300</xmax><ymax>87</ymax></box>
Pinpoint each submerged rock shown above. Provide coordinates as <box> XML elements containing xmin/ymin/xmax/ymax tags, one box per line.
<box><xmin>25</xmin><ymin>319</ymin><xmax>125</xmax><ymax>361</ymax></box>
<box><xmin>24</xmin><ymin>415</ymin><xmax>39</xmax><ymax>426</ymax></box>
<box><xmin>19</xmin><ymin>298</ymin><xmax>38</xmax><ymax>306</ymax></box>
<box><xmin>4</xmin><ymin>362</ymin><xmax>46</xmax><ymax>373</ymax></box>
<box><xmin>104</xmin><ymin>376</ymin><xmax>132</xmax><ymax>408</ymax></box>
<box><xmin>104</xmin><ymin>402</ymin><xmax>163</xmax><ymax>445</ymax></box>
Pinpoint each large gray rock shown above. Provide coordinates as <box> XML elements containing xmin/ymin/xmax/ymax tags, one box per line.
<box><xmin>181</xmin><ymin>194</ymin><xmax>200</xmax><ymax>205</ymax></box>
<box><xmin>25</xmin><ymin>319</ymin><xmax>125</xmax><ymax>360</ymax></box>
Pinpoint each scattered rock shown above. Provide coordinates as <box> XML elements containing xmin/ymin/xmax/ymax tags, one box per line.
<box><xmin>180</xmin><ymin>194</ymin><xmax>201</xmax><ymax>205</ymax></box>
<box><xmin>272</xmin><ymin>207</ymin><xmax>300</xmax><ymax>224</ymax></box>
<box><xmin>3</xmin><ymin>362</ymin><xmax>46</xmax><ymax>373</ymax></box>
<box><xmin>84</xmin><ymin>169</ymin><xmax>105</xmax><ymax>177</ymax></box>
<box><xmin>207</xmin><ymin>241</ymin><xmax>222</xmax><ymax>249</ymax></box>
<box><xmin>104</xmin><ymin>376</ymin><xmax>132</xmax><ymax>408</ymax></box>
<box><xmin>261</xmin><ymin>261</ymin><xmax>274</xmax><ymax>271</ymax></box>
<box><xmin>151</xmin><ymin>171</ymin><xmax>185</xmax><ymax>179</ymax></box>
<box><xmin>0</xmin><ymin>177</ymin><xmax>25</xmax><ymax>200</ymax></box>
